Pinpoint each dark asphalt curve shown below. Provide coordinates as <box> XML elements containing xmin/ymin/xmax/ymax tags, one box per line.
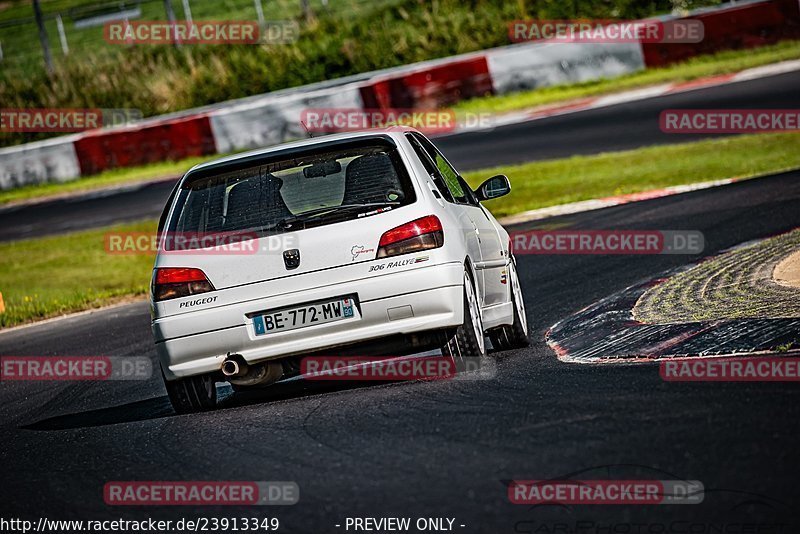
<box><xmin>1</xmin><ymin>69</ymin><xmax>798</xmax><ymax>242</ymax></box>
<box><xmin>2</xmin><ymin>170</ymin><xmax>800</xmax><ymax>530</ymax></box>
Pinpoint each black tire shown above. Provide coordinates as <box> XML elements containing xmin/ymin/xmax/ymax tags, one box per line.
<box><xmin>489</xmin><ymin>259</ymin><xmax>529</xmax><ymax>351</ymax></box>
<box><xmin>162</xmin><ymin>368</ymin><xmax>217</xmax><ymax>414</ymax></box>
<box><xmin>442</xmin><ymin>269</ymin><xmax>486</xmax><ymax>372</ymax></box>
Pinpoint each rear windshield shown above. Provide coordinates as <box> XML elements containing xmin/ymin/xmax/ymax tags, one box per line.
<box><xmin>167</xmin><ymin>143</ymin><xmax>415</xmax><ymax>239</ymax></box>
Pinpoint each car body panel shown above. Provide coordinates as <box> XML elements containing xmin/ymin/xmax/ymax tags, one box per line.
<box><xmin>152</xmin><ymin>127</ymin><xmax>521</xmax><ymax>380</ymax></box>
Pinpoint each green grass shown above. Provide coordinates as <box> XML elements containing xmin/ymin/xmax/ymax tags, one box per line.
<box><xmin>464</xmin><ymin>132</ymin><xmax>800</xmax><ymax>218</ymax></box>
<box><xmin>632</xmin><ymin>228</ymin><xmax>800</xmax><ymax>323</ymax></box>
<box><xmin>0</xmin><ymin>154</ymin><xmax>218</xmax><ymax>205</ymax></box>
<box><xmin>0</xmin><ymin>219</ymin><xmax>157</xmax><ymax>328</ymax></box>
<box><xmin>2</xmin><ymin>131</ymin><xmax>798</xmax><ymax>328</ymax></box>
<box><xmin>0</xmin><ymin>0</ymin><xmax>401</xmax><ymax>72</ymax></box>
<box><xmin>455</xmin><ymin>40</ymin><xmax>800</xmax><ymax>115</ymax></box>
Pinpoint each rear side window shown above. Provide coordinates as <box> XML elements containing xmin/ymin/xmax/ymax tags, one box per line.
<box><xmin>157</xmin><ymin>181</ymin><xmax>181</xmax><ymax>235</ymax></box>
<box><xmin>168</xmin><ymin>144</ymin><xmax>415</xmax><ymax>239</ymax></box>
<box><xmin>434</xmin><ymin>154</ymin><xmax>465</xmax><ymax>200</ymax></box>
<box><xmin>405</xmin><ymin>134</ymin><xmax>453</xmax><ymax>203</ymax></box>
<box><xmin>409</xmin><ymin>133</ymin><xmax>469</xmax><ymax>204</ymax></box>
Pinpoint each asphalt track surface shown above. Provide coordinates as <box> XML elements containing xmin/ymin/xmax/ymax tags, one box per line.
<box><xmin>2</xmin><ymin>168</ymin><xmax>800</xmax><ymax>529</ymax></box>
<box><xmin>1</xmin><ymin>69</ymin><xmax>798</xmax><ymax>242</ymax></box>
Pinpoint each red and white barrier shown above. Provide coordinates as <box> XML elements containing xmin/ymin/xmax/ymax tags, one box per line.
<box><xmin>0</xmin><ymin>136</ymin><xmax>81</xmax><ymax>190</ymax></box>
<box><xmin>642</xmin><ymin>0</ymin><xmax>800</xmax><ymax>67</ymax></box>
<box><xmin>210</xmin><ymin>84</ymin><xmax>364</xmax><ymax>154</ymax></box>
<box><xmin>358</xmin><ymin>55</ymin><xmax>493</xmax><ymax>110</ymax></box>
<box><xmin>486</xmin><ymin>41</ymin><xmax>644</xmax><ymax>95</ymax></box>
<box><xmin>74</xmin><ymin>114</ymin><xmax>216</xmax><ymax>176</ymax></box>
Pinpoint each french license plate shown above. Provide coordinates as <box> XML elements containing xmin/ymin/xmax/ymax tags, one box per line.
<box><xmin>253</xmin><ymin>297</ymin><xmax>356</xmax><ymax>336</ymax></box>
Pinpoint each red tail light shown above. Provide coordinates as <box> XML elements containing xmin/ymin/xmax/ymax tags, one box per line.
<box><xmin>152</xmin><ymin>267</ymin><xmax>215</xmax><ymax>302</ymax></box>
<box><xmin>377</xmin><ymin>215</ymin><xmax>444</xmax><ymax>259</ymax></box>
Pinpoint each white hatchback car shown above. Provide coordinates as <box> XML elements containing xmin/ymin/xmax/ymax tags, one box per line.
<box><xmin>151</xmin><ymin>127</ymin><xmax>528</xmax><ymax>413</ymax></box>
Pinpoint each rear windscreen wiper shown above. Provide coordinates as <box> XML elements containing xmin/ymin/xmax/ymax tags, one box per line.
<box><xmin>294</xmin><ymin>202</ymin><xmax>400</xmax><ymax>219</ymax></box>
<box><xmin>262</xmin><ymin>203</ymin><xmax>400</xmax><ymax>233</ymax></box>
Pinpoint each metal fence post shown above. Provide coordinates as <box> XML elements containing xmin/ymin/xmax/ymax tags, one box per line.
<box><xmin>181</xmin><ymin>0</ymin><xmax>193</xmax><ymax>24</ymax></box>
<box><xmin>56</xmin><ymin>14</ymin><xmax>69</xmax><ymax>55</ymax></box>
<box><xmin>163</xmin><ymin>0</ymin><xmax>181</xmax><ymax>46</ymax></box>
<box><xmin>32</xmin><ymin>0</ymin><xmax>54</xmax><ymax>73</ymax></box>
<box><xmin>254</xmin><ymin>0</ymin><xmax>265</xmax><ymax>27</ymax></box>
<box><xmin>301</xmin><ymin>0</ymin><xmax>312</xmax><ymax>22</ymax></box>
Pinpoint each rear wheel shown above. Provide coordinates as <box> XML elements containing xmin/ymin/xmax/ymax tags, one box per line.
<box><xmin>162</xmin><ymin>369</ymin><xmax>217</xmax><ymax>414</ymax></box>
<box><xmin>442</xmin><ymin>270</ymin><xmax>486</xmax><ymax>372</ymax></box>
<box><xmin>489</xmin><ymin>260</ymin><xmax>529</xmax><ymax>351</ymax></box>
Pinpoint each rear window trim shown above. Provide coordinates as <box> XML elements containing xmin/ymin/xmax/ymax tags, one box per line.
<box><xmin>180</xmin><ymin>135</ymin><xmax>399</xmax><ymax>188</ymax></box>
<box><xmin>166</xmin><ymin>135</ymin><xmax>416</xmax><ymax>240</ymax></box>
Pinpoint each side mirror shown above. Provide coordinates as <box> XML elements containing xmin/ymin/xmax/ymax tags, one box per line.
<box><xmin>475</xmin><ymin>174</ymin><xmax>511</xmax><ymax>202</ymax></box>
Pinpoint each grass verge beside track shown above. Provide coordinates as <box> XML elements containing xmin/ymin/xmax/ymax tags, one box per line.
<box><xmin>0</xmin><ymin>155</ymin><xmax>216</xmax><ymax>205</ymax></box>
<box><xmin>466</xmin><ymin>133</ymin><xmax>800</xmax><ymax>218</ymax></box>
<box><xmin>455</xmin><ymin>40</ymin><xmax>800</xmax><ymax>115</ymax></box>
<box><xmin>1</xmin><ymin>132</ymin><xmax>799</xmax><ymax>328</ymax></box>
<box><xmin>0</xmin><ymin>220</ymin><xmax>156</xmax><ymax>328</ymax></box>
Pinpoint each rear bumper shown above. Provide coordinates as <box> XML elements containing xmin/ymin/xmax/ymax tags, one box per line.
<box><xmin>154</xmin><ymin>262</ymin><xmax>464</xmax><ymax>379</ymax></box>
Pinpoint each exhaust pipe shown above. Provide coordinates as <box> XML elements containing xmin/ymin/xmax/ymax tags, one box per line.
<box><xmin>221</xmin><ymin>358</ymin><xmax>244</xmax><ymax>377</ymax></box>
<box><xmin>221</xmin><ymin>354</ymin><xmax>282</xmax><ymax>388</ymax></box>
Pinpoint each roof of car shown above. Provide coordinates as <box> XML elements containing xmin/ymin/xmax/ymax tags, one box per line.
<box><xmin>187</xmin><ymin>127</ymin><xmax>419</xmax><ymax>175</ymax></box>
